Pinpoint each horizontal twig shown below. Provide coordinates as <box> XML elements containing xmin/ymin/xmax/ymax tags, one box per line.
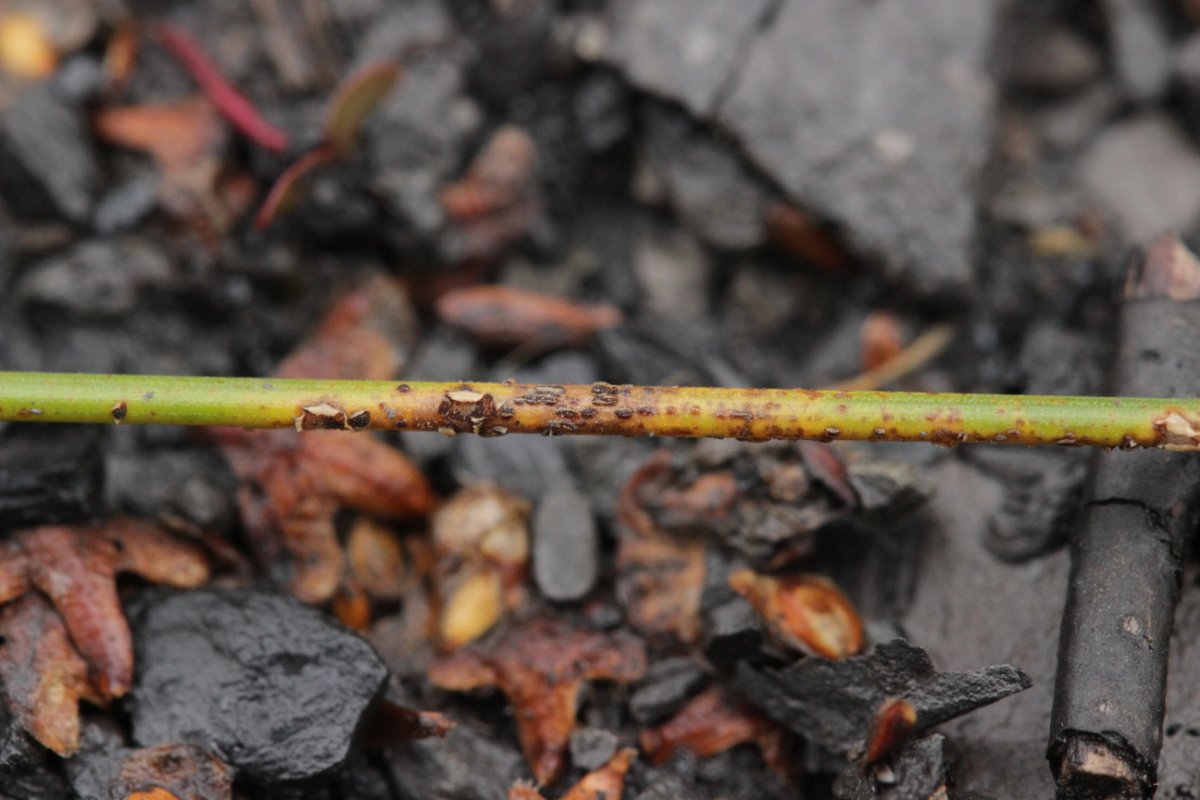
<box><xmin>1</xmin><ymin>372</ymin><xmax>1200</xmax><ymax>451</ymax></box>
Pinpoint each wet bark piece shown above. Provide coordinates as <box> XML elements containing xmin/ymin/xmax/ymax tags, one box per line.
<box><xmin>0</xmin><ymin>424</ymin><xmax>103</xmax><ymax>529</ymax></box>
<box><xmin>736</xmin><ymin>639</ymin><xmax>1030</xmax><ymax>756</ymax></box>
<box><xmin>1050</xmin><ymin>235</ymin><xmax>1200</xmax><ymax>798</ymax></box>
<box><xmin>129</xmin><ymin>588</ymin><xmax>388</xmax><ymax>783</ymax></box>
<box><xmin>428</xmin><ymin>616</ymin><xmax>646</xmax><ymax>785</ymax></box>
<box><xmin>716</xmin><ymin>0</ymin><xmax>995</xmax><ymax>296</ymax></box>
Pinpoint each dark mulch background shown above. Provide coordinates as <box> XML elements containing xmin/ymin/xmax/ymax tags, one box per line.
<box><xmin>2</xmin><ymin>0</ymin><xmax>1200</xmax><ymax>798</ymax></box>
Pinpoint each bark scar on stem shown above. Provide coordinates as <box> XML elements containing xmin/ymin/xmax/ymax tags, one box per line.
<box><xmin>1154</xmin><ymin>411</ymin><xmax>1200</xmax><ymax>451</ymax></box>
<box><xmin>293</xmin><ymin>402</ymin><xmax>351</xmax><ymax>431</ymax></box>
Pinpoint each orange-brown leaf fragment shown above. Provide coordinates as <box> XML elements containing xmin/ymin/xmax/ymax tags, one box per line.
<box><xmin>862</xmin><ymin>697</ymin><xmax>918</xmax><ymax>765</ymax></box>
<box><xmin>560</xmin><ymin>747</ymin><xmax>637</xmax><ymax>800</ymax></box>
<box><xmin>9</xmin><ymin>519</ymin><xmax>209</xmax><ymax>700</ymax></box>
<box><xmin>112</xmin><ymin>743</ymin><xmax>233</xmax><ymax>800</ymax></box>
<box><xmin>93</xmin><ymin>96</ymin><xmax>229</xmax><ymax>226</ymax></box>
<box><xmin>729</xmin><ymin>569</ymin><xmax>864</xmax><ymax>659</ymax></box>
<box><xmin>510</xmin><ymin>747</ymin><xmax>637</xmax><ymax>800</ymax></box>
<box><xmin>441</xmin><ymin>125</ymin><xmax>537</xmax><ymax>221</ymax></box>
<box><xmin>0</xmin><ymin>594</ymin><xmax>102</xmax><ymax>755</ymax></box>
<box><xmin>436</xmin><ymin>285</ymin><xmax>621</xmax><ymax>351</ymax></box>
<box><xmin>429</xmin><ymin>616</ymin><xmax>646</xmax><ymax>785</ymax></box>
<box><xmin>639</xmin><ymin>687</ymin><xmax>786</xmax><ymax>774</ymax></box>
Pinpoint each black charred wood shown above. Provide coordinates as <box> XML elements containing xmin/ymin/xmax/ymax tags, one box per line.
<box><xmin>0</xmin><ymin>425</ymin><xmax>104</xmax><ymax>529</ymax></box>
<box><xmin>1049</xmin><ymin>234</ymin><xmax>1200</xmax><ymax>799</ymax></box>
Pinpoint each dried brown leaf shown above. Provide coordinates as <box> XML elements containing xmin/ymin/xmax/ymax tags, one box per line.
<box><xmin>0</xmin><ymin>594</ymin><xmax>101</xmax><ymax>756</ymax></box>
<box><xmin>430</xmin><ymin>616</ymin><xmax>646</xmax><ymax>785</ymax></box>
<box><xmin>615</xmin><ymin>452</ymin><xmax>705</xmax><ymax>643</ymax></box>
<box><xmin>9</xmin><ymin>519</ymin><xmax>209</xmax><ymax>699</ymax></box>
<box><xmin>436</xmin><ymin>285</ymin><xmax>621</xmax><ymax>351</ymax></box>
<box><xmin>93</xmin><ymin>96</ymin><xmax>229</xmax><ymax>226</ymax></box>
<box><xmin>639</xmin><ymin>686</ymin><xmax>786</xmax><ymax>774</ymax></box>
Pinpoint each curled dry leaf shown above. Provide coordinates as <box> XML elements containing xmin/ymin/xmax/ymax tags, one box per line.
<box><xmin>436</xmin><ymin>285</ymin><xmax>622</xmax><ymax>351</ymax></box>
<box><xmin>213</xmin><ymin>278</ymin><xmax>435</xmax><ymax>603</ymax></box>
<box><xmin>324</xmin><ymin>61</ymin><xmax>402</xmax><ymax>157</ymax></box>
<box><xmin>432</xmin><ymin>483</ymin><xmax>531</xmax><ymax>649</ymax></box>
<box><xmin>0</xmin><ymin>518</ymin><xmax>209</xmax><ymax>701</ymax></box>
<box><xmin>429</xmin><ymin>616</ymin><xmax>646</xmax><ymax>785</ymax></box>
<box><xmin>639</xmin><ymin>686</ymin><xmax>787</xmax><ymax>774</ymax></box>
<box><xmin>111</xmin><ymin>744</ymin><xmax>233</xmax><ymax>800</ymax></box>
<box><xmin>508</xmin><ymin>747</ymin><xmax>638</xmax><ymax>800</ymax></box>
<box><xmin>729</xmin><ymin>569</ymin><xmax>865</xmax><ymax>659</ymax></box>
<box><xmin>615</xmin><ymin>451</ymin><xmax>706</xmax><ymax>643</ymax></box>
<box><xmin>0</xmin><ymin>594</ymin><xmax>101</xmax><ymax>756</ymax></box>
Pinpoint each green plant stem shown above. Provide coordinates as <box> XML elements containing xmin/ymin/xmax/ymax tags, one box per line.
<box><xmin>1</xmin><ymin>371</ymin><xmax>1199</xmax><ymax>450</ymax></box>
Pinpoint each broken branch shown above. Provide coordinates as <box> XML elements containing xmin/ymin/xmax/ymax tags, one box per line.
<box><xmin>1</xmin><ymin>372</ymin><xmax>1200</xmax><ymax>451</ymax></box>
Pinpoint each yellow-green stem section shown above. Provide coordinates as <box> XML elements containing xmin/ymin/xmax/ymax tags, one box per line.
<box><xmin>1</xmin><ymin>372</ymin><xmax>1198</xmax><ymax>450</ymax></box>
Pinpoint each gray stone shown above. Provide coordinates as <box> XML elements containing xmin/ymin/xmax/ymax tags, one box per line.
<box><xmin>1104</xmin><ymin>0</ymin><xmax>1171</xmax><ymax>103</ymax></box>
<box><xmin>363</xmin><ymin>2</ymin><xmax>481</xmax><ymax>238</ymax></box>
<box><xmin>604</xmin><ymin>0</ymin><xmax>776</xmax><ymax>117</ymax></box>
<box><xmin>633</xmin><ymin>221</ymin><xmax>711</xmax><ymax>321</ymax></box>
<box><xmin>900</xmin><ymin>460</ymin><xmax>1066</xmax><ymax>798</ymax></box>
<box><xmin>717</xmin><ymin>0</ymin><xmax>996</xmax><ymax>296</ymax></box>
<box><xmin>532</xmin><ymin>484</ymin><xmax>599</xmax><ymax>602</ymax></box>
<box><xmin>0</xmin><ymin>81</ymin><xmax>99</xmax><ymax>223</ymax></box>
<box><xmin>1081</xmin><ymin>114</ymin><xmax>1200</xmax><ymax>244</ymax></box>
<box><xmin>387</xmin><ymin>723</ymin><xmax>524</xmax><ymax>800</ymax></box>
<box><xmin>130</xmin><ymin>589</ymin><xmax>388</xmax><ymax>782</ymax></box>
<box><xmin>642</xmin><ymin>103</ymin><xmax>770</xmax><ymax>250</ymax></box>
<box><xmin>17</xmin><ymin>238</ymin><xmax>174</xmax><ymax>319</ymax></box>
<box><xmin>629</xmin><ymin>657</ymin><xmax>708</xmax><ymax>725</ymax></box>
<box><xmin>568</xmin><ymin>727</ymin><xmax>618</xmax><ymax>771</ymax></box>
